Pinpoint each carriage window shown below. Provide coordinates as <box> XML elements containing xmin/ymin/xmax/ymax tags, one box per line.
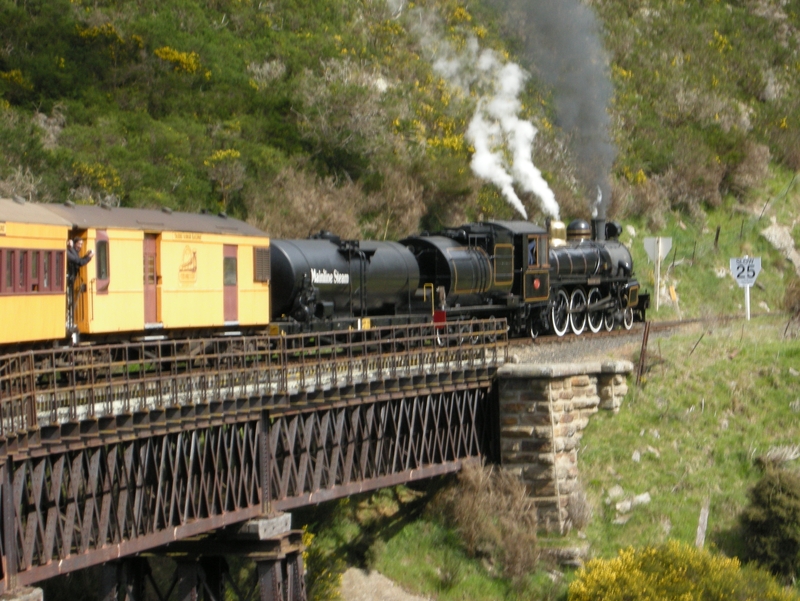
<box><xmin>4</xmin><ymin>251</ymin><xmax>12</xmax><ymax>290</ymax></box>
<box><xmin>18</xmin><ymin>251</ymin><xmax>26</xmax><ymax>290</ymax></box>
<box><xmin>31</xmin><ymin>251</ymin><xmax>39</xmax><ymax>291</ymax></box>
<box><xmin>224</xmin><ymin>257</ymin><xmax>237</xmax><ymax>286</ymax></box>
<box><xmin>96</xmin><ymin>240</ymin><xmax>109</xmax><ymax>280</ymax></box>
<box><xmin>56</xmin><ymin>252</ymin><xmax>64</xmax><ymax>291</ymax></box>
<box><xmin>43</xmin><ymin>252</ymin><xmax>50</xmax><ymax>289</ymax></box>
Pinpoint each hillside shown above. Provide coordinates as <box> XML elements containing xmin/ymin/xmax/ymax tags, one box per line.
<box><xmin>1</xmin><ymin>0</ymin><xmax>799</xmax><ymax>249</ymax></box>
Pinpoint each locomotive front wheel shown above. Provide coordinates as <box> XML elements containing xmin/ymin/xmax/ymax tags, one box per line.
<box><xmin>587</xmin><ymin>287</ymin><xmax>603</xmax><ymax>333</ymax></box>
<box><xmin>604</xmin><ymin>310</ymin><xmax>615</xmax><ymax>331</ymax></box>
<box><xmin>551</xmin><ymin>290</ymin><xmax>570</xmax><ymax>337</ymax></box>
<box><xmin>623</xmin><ymin>307</ymin><xmax>634</xmax><ymax>330</ymax></box>
<box><xmin>569</xmin><ymin>289</ymin><xmax>587</xmax><ymax>335</ymax></box>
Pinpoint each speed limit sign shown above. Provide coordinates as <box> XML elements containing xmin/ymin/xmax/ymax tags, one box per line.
<box><xmin>729</xmin><ymin>257</ymin><xmax>761</xmax><ymax>288</ymax></box>
<box><xmin>729</xmin><ymin>256</ymin><xmax>761</xmax><ymax>321</ymax></box>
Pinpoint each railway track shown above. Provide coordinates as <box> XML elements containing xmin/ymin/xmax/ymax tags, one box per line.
<box><xmin>510</xmin><ymin>313</ymin><xmax>778</xmax><ymax>352</ymax></box>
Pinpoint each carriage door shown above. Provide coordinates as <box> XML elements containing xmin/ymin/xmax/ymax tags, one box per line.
<box><xmin>223</xmin><ymin>245</ymin><xmax>238</xmax><ymax>324</ymax></box>
<box><xmin>143</xmin><ymin>234</ymin><xmax>159</xmax><ymax>325</ymax></box>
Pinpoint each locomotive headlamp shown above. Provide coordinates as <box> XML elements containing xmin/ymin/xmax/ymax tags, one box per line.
<box><xmin>533</xmin><ymin>278</ymin><xmax>541</xmax><ymax>290</ymax></box>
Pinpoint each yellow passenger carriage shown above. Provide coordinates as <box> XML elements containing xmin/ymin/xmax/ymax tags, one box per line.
<box><xmin>0</xmin><ymin>198</ymin><xmax>72</xmax><ymax>346</ymax></box>
<box><xmin>44</xmin><ymin>204</ymin><xmax>272</xmax><ymax>340</ymax></box>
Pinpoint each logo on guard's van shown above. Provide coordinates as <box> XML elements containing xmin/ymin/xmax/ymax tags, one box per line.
<box><xmin>179</xmin><ymin>246</ymin><xmax>197</xmax><ymax>284</ymax></box>
<box><xmin>311</xmin><ymin>268</ymin><xmax>349</xmax><ymax>285</ymax></box>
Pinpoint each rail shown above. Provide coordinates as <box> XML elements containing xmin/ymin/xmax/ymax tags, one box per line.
<box><xmin>0</xmin><ymin>319</ymin><xmax>508</xmax><ymax>438</ymax></box>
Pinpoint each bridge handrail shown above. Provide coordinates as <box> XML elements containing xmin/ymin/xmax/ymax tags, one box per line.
<box><xmin>0</xmin><ymin>319</ymin><xmax>508</xmax><ymax>437</ymax></box>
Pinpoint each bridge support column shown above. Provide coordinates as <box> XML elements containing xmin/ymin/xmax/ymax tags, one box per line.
<box><xmin>497</xmin><ymin>361</ymin><xmax>633</xmax><ymax>532</ymax></box>
<box><xmin>101</xmin><ymin>557</ymin><xmax>149</xmax><ymax>601</ymax></box>
<box><xmin>257</xmin><ymin>553</ymin><xmax>305</xmax><ymax>601</ymax></box>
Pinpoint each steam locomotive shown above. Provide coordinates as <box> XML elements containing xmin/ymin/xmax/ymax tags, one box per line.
<box><xmin>270</xmin><ymin>217</ymin><xmax>649</xmax><ymax>338</ymax></box>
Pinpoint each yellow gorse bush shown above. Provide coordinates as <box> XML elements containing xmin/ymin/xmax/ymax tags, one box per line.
<box><xmin>72</xmin><ymin>162</ymin><xmax>122</xmax><ymax>194</ymax></box>
<box><xmin>203</xmin><ymin>149</ymin><xmax>241</xmax><ymax>167</ymax></box>
<box><xmin>568</xmin><ymin>541</ymin><xmax>798</xmax><ymax>601</ymax></box>
<box><xmin>78</xmin><ymin>23</ymin><xmax>123</xmax><ymax>44</ymax></box>
<box><xmin>0</xmin><ymin>70</ymin><xmax>32</xmax><ymax>90</ymax></box>
<box><xmin>154</xmin><ymin>47</ymin><xmax>201</xmax><ymax>74</ymax></box>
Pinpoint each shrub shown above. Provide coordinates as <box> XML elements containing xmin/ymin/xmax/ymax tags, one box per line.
<box><xmin>303</xmin><ymin>527</ymin><xmax>345</xmax><ymax>601</ymax></box>
<box><xmin>568</xmin><ymin>540</ymin><xmax>797</xmax><ymax>601</ymax></box>
<box><xmin>784</xmin><ymin>277</ymin><xmax>800</xmax><ymax>317</ymax></box>
<box><xmin>429</xmin><ymin>463</ymin><xmax>538</xmax><ymax>581</ymax></box>
<box><xmin>740</xmin><ymin>465</ymin><xmax>800</xmax><ymax>580</ymax></box>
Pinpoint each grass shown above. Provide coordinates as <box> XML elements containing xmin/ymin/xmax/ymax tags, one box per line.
<box><xmin>581</xmin><ymin>314</ymin><xmax>800</xmax><ymax>558</ymax></box>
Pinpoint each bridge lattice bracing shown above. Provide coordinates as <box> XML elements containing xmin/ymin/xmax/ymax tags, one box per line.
<box><xmin>0</xmin><ymin>321</ymin><xmax>506</xmax><ymax>596</ymax></box>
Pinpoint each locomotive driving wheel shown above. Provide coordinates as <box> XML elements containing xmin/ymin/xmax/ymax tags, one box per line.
<box><xmin>587</xmin><ymin>287</ymin><xmax>604</xmax><ymax>333</ymax></box>
<box><xmin>551</xmin><ymin>290</ymin><xmax>570</xmax><ymax>337</ymax></box>
<box><xmin>623</xmin><ymin>307</ymin><xmax>635</xmax><ymax>330</ymax></box>
<box><xmin>604</xmin><ymin>309</ymin><xmax>615</xmax><ymax>331</ymax></box>
<box><xmin>569</xmin><ymin>289</ymin><xmax>587</xmax><ymax>335</ymax></box>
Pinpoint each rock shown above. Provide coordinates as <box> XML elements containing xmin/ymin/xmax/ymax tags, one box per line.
<box><xmin>632</xmin><ymin>450</ymin><xmax>641</xmax><ymax>463</ymax></box>
<box><xmin>632</xmin><ymin>492</ymin><xmax>651</xmax><ymax>507</ymax></box>
<box><xmin>607</xmin><ymin>484</ymin><xmax>625</xmax><ymax>502</ymax></box>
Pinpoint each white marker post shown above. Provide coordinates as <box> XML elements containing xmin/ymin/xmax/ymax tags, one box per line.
<box><xmin>643</xmin><ymin>237</ymin><xmax>672</xmax><ymax>311</ymax></box>
<box><xmin>729</xmin><ymin>256</ymin><xmax>762</xmax><ymax>320</ymax></box>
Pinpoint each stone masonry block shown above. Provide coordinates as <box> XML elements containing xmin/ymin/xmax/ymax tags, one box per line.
<box><xmin>501</xmin><ymin>440</ymin><xmax>521</xmax><ymax>453</ymax></box>
<box><xmin>519</xmin><ymin>413</ymin><xmax>554</xmax><ymax>426</ymax></box>
<box><xmin>519</xmin><ymin>390</ymin><xmax>550</xmax><ymax>403</ymax></box>
<box><xmin>572</xmin><ymin>395</ymin><xmax>601</xmax><ymax>410</ymax></box>
<box><xmin>520</xmin><ymin>439</ymin><xmax>552</xmax><ymax>453</ymax></box>
<box><xmin>522</xmin><ymin>464</ymin><xmax>555</xmax><ymax>480</ymax></box>
<box><xmin>570</xmin><ymin>375</ymin><xmax>592</xmax><ymax>387</ymax></box>
<box><xmin>501</xmin><ymin>425</ymin><xmax>536</xmax><ymax>437</ymax></box>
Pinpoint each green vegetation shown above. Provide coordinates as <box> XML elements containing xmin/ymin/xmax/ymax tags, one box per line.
<box><xmin>569</xmin><ymin>541</ymin><xmax>798</xmax><ymax>601</ymax></box>
<box><xmin>3</xmin><ymin>0</ymin><xmax>800</xmax><ymax>237</ymax></box>
<box><xmin>741</xmin><ymin>465</ymin><xmax>800</xmax><ymax>582</ymax></box>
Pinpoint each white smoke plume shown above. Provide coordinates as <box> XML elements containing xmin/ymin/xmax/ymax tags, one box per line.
<box><xmin>412</xmin><ymin>13</ymin><xmax>559</xmax><ymax>220</ymax></box>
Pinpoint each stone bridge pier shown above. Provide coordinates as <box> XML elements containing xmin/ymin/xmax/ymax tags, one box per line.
<box><xmin>497</xmin><ymin>360</ymin><xmax>634</xmax><ymax>532</ymax></box>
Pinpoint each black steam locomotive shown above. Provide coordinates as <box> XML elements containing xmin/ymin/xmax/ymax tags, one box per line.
<box><xmin>270</xmin><ymin>218</ymin><xmax>649</xmax><ymax>338</ymax></box>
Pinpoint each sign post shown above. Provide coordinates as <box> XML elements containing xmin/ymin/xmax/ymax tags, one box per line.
<box><xmin>729</xmin><ymin>256</ymin><xmax>762</xmax><ymax>320</ymax></box>
<box><xmin>643</xmin><ymin>237</ymin><xmax>672</xmax><ymax>311</ymax></box>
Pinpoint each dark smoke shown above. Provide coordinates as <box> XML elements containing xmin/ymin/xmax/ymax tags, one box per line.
<box><xmin>488</xmin><ymin>0</ymin><xmax>616</xmax><ymax>218</ymax></box>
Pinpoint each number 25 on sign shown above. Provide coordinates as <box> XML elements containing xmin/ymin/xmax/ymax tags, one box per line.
<box><xmin>729</xmin><ymin>256</ymin><xmax>762</xmax><ymax>321</ymax></box>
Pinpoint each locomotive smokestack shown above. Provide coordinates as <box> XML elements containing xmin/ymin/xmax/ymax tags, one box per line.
<box><xmin>591</xmin><ymin>187</ymin><xmax>606</xmax><ymax>241</ymax></box>
<box><xmin>592</xmin><ymin>217</ymin><xmax>605</xmax><ymax>242</ymax></box>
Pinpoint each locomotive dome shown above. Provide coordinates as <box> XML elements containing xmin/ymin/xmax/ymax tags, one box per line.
<box><xmin>566</xmin><ymin>219</ymin><xmax>592</xmax><ymax>241</ymax></box>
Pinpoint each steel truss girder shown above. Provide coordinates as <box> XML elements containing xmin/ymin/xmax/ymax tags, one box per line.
<box><xmin>3</xmin><ymin>420</ymin><xmax>264</xmax><ymax>590</ymax></box>
<box><xmin>0</xmin><ymin>384</ymin><xmax>496</xmax><ymax>593</ymax></box>
<box><xmin>269</xmin><ymin>386</ymin><xmax>495</xmax><ymax>510</ymax></box>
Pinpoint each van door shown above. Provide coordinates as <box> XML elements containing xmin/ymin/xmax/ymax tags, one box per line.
<box><xmin>144</xmin><ymin>234</ymin><xmax>159</xmax><ymax>325</ymax></box>
<box><xmin>223</xmin><ymin>244</ymin><xmax>238</xmax><ymax>324</ymax></box>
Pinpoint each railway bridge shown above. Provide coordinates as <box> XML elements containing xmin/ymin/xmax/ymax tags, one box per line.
<box><xmin>0</xmin><ymin>320</ymin><xmax>508</xmax><ymax>601</ymax></box>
